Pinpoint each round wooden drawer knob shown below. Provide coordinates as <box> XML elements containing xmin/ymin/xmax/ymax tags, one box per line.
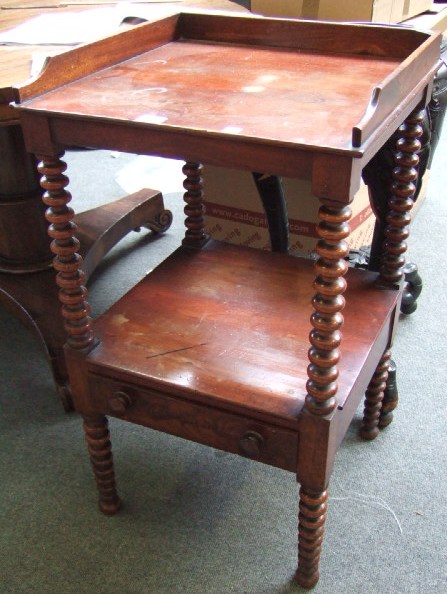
<box><xmin>108</xmin><ymin>391</ymin><xmax>133</xmax><ymax>415</ymax></box>
<box><xmin>239</xmin><ymin>431</ymin><xmax>264</xmax><ymax>458</ymax></box>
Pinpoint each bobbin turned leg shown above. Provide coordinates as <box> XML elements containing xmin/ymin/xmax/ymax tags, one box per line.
<box><xmin>181</xmin><ymin>161</ymin><xmax>208</xmax><ymax>248</ymax></box>
<box><xmin>373</xmin><ymin>107</ymin><xmax>424</xmax><ymax>428</ymax></box>
<box><xmin>360</xmin><ymin>349</ymin><xmax>391</xmax><ymax>440</ymax></box>
<box><xmin>378</xmin><ymin>108</ymin><xmax>424</xmax><ymax>287</ymax></box>
<box><xmin>305</xmin><ymin>201</ymin><xmax>351</xmax><ymax>417</ymax></box>
<box><xmin>38</xmin><ymin>153</ymin><xmax>94</xmax><ymax>351</ymax></box>
<box><xmin>296</xmin><ymin>200</ymin><xmax>351</xmax><ymax>586</ymax></box>
<box><xmin>83</xmin><ymin>415</ymin><xmax>122</xmax><ymax>515</ymax></box>
<box><xmin>38</xmin><ymin>153</ymin><xmax>121</xmax><ymax>512</ymax></box>
<box><xmin>295</xmin><ymin>487</ymin><xmax>328</xmax><ymax>588</ymax></box>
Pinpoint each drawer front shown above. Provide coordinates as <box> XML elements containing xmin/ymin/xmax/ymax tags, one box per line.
<box><xmin>88</xmin><ymin>374</ymin><xmax>298</xmax><ymax>473</ymax></box>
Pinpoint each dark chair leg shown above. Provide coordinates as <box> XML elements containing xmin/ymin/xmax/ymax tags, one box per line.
<box><xmin>252</xmin><ymin>172</ymin><xmax>289</xmax><ymax>253</ymax></box>
<box><xmin>295</xmin><ymin>487</ymin><xmax>328</xmax><ymax>588</ymax></box>
<box><xmin>379</xmin><ymin>359</ymin><xmax>399</xmax><ymax>428</ymax></box>
<box><xmin>83</xmin><ymin>415</ymin><xmax>122</xmax><ymax>515</ymax></box>
<box><xmin>401</xmin><ymin>263</ymin><xmax>423</xmax><ymax>315</ymax></box>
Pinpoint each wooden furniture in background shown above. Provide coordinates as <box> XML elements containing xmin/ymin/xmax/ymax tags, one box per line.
<box><xmin>0</xmin><ymin>0</ymin><xmax>245</xmax><ymax>407</ymax></box>
<box><xmin>14</xmin><ymin>11</ymin><xmax>440</xmax><ymax>586</ymax></box>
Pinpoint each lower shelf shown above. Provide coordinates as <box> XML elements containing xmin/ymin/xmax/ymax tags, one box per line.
<box><xmin>82</xmin><ymin>240</ymin><xmax>401</xmax><ymax>434</ymax></box>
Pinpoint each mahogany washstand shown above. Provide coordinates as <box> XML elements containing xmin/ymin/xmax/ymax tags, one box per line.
<box><xmin>13</xmin><ymin>12</ymin><xmax>440</xmax><ymax>586</ymax></box>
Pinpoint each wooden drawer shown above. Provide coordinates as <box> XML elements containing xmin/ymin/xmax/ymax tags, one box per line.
<box><xmin>88</xmin><ymin>374</ymin><xmax>298</xmax><ymax>472</ymax></box>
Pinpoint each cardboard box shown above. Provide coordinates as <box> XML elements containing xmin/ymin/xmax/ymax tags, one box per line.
<box><xmin>204</xmin><ymin>165</ymin><xmax>430</xmax><ymax>258</ymax></box>
<box><xmin>250</xmin><ymin>0</ymin><xmax>432</xmax><ymax>23</ymax></box>
<box><xmin>405</xmin><ymin>3</ymin><xmax>447</xmax><ymax>30</ymax></box>
<box><xmin>204</xmin><ymin>166</ymin><xmax>375</xmax><ymax>257</ymax></box>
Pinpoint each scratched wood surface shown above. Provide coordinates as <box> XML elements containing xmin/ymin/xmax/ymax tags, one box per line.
<box><xmin>87</xmin><ymin>240</ymin><xmax>400</xmax><ymax>426</ymax></box>
<box><xmin>14</xmin><ymin>11</ymin><xmax>440</xmax><ymax>158</ymax></box>
<box><xmin>21</xmin><ymin>38</ymin><xmax>400</xmax><ymax>151</ymax></box>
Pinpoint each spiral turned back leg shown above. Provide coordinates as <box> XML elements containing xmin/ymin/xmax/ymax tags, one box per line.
<box><xmin>83</xmin><ymin>416</ymin><xmax>121</xmax><ymax>515</ymax></box>
<box><xmin>360</xmin><ymin>349</ymin><xmax>391</xmax><ymax>440</ymax></box>
<box><xmin>182</xmin><ymin>162</ymin><xmax>208</xmax><ymax>247</ymax></box>
<box><xmin>379</xmin><ymin>109</ymin><xmax>424</xmax><ymax>286</ymax></box>
<box><xmin>295</xmin><ymin>487</ymin><xmax>328</xmax><ymax>588</ymax></box>
<box><xmin>370</xmin><ymin>108</ymin><xmax>422</xmax><ymax>432</ymax></box>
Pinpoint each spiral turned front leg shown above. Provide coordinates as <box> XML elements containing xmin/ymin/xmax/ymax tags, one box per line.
<box><xmin>83</xmin><ymin>416</ymin><xmax>121</xmax><ymax>515</ymax></box>
<box><xmin>306</xmin><ymin>203</ymin><xmax>351</xmax><ymax>416</ymax></box>
<box><xmin>38</xmin><ymin>154</ymin><xmax>94</xmax><ymax>351</ymax></box>
<box><xmin>295</xmin><ymin>487</ymin><xmax>328</xmax><ymax>588</ymax></box>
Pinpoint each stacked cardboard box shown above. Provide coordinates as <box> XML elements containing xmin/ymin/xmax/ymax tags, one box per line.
<box><xmin>250</xmin><ymin>0</ymin><xmax>432</xmax><ymax>23</ymax></box>
<box><xmin>204</xmin><ymin>167</ymin><xmax>375</xmax><ymax>256</ymax></box>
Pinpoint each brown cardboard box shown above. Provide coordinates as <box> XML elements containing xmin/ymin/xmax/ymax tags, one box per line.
<box><xmin>250</xmin><ymin>0</ymin><xmax>432</xmax><ymax>23</ymax></box>
<box><xmin>406</xmin><ymin>3</ymin><xmax>447</xmax><ymax>30</ymax></box>
<box><xmin>204</xmin><ymin>165</ymin><xmax>429</xmax><ymax>257</ymax></box>
<box><xmin>204</xmin><ymin>166</ymin><xmax>375</xmax><ymax>257</ymax></box>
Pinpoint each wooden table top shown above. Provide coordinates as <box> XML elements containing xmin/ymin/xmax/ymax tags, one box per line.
<box><xmin>20</xmin><ymin>38</ymin><xmax>401</xmax><ymax>152</ymax></box>
<box><xmin>15</xmin><ymin>12</ymin><xmax>441</xmax><ymax>165</ymax></box>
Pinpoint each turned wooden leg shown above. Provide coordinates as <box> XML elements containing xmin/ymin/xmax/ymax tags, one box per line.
<box><xmin>299</xmin><ymin>200</ymin><xmax>350</xmax><ymax>585</ymax></box>
<box><xmin>295</xmin><ymin>487</ymin><xmax>328</xmax><ymax>588</ymax></box>
<box><xmin>378</xmin><ymin>108</ymin><xmax>424</xmax><ymax>286</ymax></box>
<box><xmin>379</xmin><ymin>359</ymin><xmax>399</xmax><ymax>428</ymax></box>
<box><xmin>362</xmin><ymin>108</ymin><xmax>422</xmax><ymax>436</ymax></box>
<box><xmin>83</xmin><ymin>415</ymin><xmax>122</xmax><ymax>515</ymax></box>
<box><xmin>38</xmin><ymin>153</ymin><xmax>94</xmax><ymax>351</ymax></box>
<box><xmin>182</xmin><ymin>161</ymin><xmax>208</xmax><ymax>248</ymax></box>
<box><xmin>360</xmin><ymin>349</ymin><xmax>391</xmax><ymax>440</ymax></box>
<box><xmin>306</xmin><ymin>201</ymin><xmax>351</xmax><ymax>416</ymax></box>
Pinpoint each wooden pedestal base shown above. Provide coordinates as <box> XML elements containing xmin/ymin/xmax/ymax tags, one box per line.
<box><xmin>0</xmin><ymin>188</ymin><xmax>171</xmax><ymax>410</ymax></box>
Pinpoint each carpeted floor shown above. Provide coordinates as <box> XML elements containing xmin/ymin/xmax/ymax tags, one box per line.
<box><xmin>1</xmin><ymin>125</ymin><xmax>447</xmax><ymax>593</ymax></box>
